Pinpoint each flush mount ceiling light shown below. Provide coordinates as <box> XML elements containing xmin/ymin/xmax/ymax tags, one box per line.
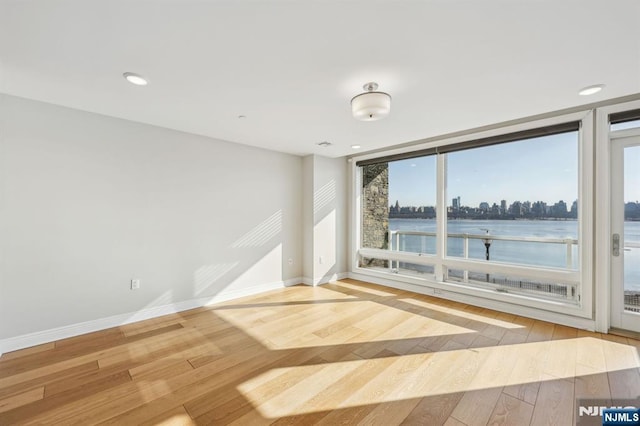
<box><xmin>351</xmin><ymin>82</ymin><xmax>391</xmax><ymax>121</ymax></box>
<box><xmin>123</xmin><ymin>72</ymin><xmax>148</xmax><ymax>86</ymax></box>
<box><xmin>351</xmin><ymin>144</ymin><xmax>361</xmax><ymax>149</ymax></box>
<box><xmin>578</xmin><ymin>84</ymin><xmax>604</xmax><ymax>96</ymax></box>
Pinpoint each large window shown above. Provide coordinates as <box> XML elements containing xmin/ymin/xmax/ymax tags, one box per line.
<box><xmin>444</xmin><ymin>131</ymin><xmax>579</xmax><ymax>301</ymax></box>
<box><xmin>357</xmin><ymin>116</ymin><xmax>589</xmax><ymax>311</ymax></box>
<box><xmin>360</xmin><ymin>156</ymin><xmax>436</xmax><ymax>276</ymax></box>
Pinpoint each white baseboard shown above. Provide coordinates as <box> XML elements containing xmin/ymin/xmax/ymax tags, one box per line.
<box><xmin>0</xmin><ymin>277</ymin><xmax>302</xmax><ymax>356</ymax></box>
<box><xmin>301</xmin><ymin>272</ymin><xmax>348</xmax><ymax>286</ymax></box>
<box><xmin>347</xmin><ymin>272</ymin><xmax>596</xmax><ymax>331</ymax></box>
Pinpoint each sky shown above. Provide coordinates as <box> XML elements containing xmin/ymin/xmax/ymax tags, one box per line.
<box><xmin>625</xmin><ymin>145</ymin><xmax>640</xmax><ymax>203</ymax></box>
<box><xmin>389</xmin><ymin>130</ymin><xmax>640</xmax><ymax>208</ymax></box>
<box><xmin>389</xmin><ymin>132</ymin><xmax>580</xmax><ymax>208</ymax></box>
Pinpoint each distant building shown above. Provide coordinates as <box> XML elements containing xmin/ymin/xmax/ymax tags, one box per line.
<box><xmin>500</xmin><ymin>200</ymin><xmax>507</xmax><ymax>215</ymax></box>
<box><xmin>626</xmin><ymin>202</ymin><xmax>640</xmax><ymax>220</ymax></box>
<box><xmin>553</xmin><ymin>200</ymin><xmax>568</xmax><ymax>217</ymax></box>
<box><xmin>532</xmin><ymin>201</ymin><xmax>547</xmax><ymax>217</ymax></box>
<box><xmin>452</xmin><ymin>196</ymin><xmax>461</xmax><ymax>211</ymax></box>
<box><xmin>510</xmin><ymin>201</ymin><xmax>523</xmax><ymax>217</ymax></box>
<box><xmin>479</xmin><ymin>202</ymin><xmax>489</xmax><ymax>211</ymax></box>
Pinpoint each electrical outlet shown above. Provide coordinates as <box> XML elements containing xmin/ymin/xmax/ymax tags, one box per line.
<box><xmin>288</xmin><ymin>258</ymin><xmax>294</xmax><ymax>265</ymax></box>
<box><xmin>319</xmin><ymin>256</ymin><xmax>324</xmax><ymax>264</ymax></box>
<box><xmin>131</xmin><ymin>279</ymin><xmax>140</xmax><ymax>290</ymax></box>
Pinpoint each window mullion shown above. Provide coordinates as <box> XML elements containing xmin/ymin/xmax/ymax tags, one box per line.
<box><xmin>435</xmin><ymin>153</ymin><xmax>447</xmax><ymax>281</ymax></box>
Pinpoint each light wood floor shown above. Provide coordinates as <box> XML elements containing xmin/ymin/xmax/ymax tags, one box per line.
<box><xmin>1</xmin><ymin>279</ymin><xmax>640</xmax><ymax>425</ymax></box>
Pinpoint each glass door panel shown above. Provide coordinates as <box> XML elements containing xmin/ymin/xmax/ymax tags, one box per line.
<box><xmin>611</xmin><ymin>136</ymin><xmax>640</xmax><ymax>332</ymax></box>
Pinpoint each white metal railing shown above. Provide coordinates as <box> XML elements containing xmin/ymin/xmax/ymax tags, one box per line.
<box><xmin>389</xmin><ymin>230</ymin><xmax>578</xmax><ymax>269</ymax></box>
<box><xmin>383</xmin><ymin>230</ymin><xmax>580</xmax><ymax>300</ymax></box>
<box><xmin>361</xmin><ymin>230</ymin><xmax>637</xmax><ymax>303</ymax></box>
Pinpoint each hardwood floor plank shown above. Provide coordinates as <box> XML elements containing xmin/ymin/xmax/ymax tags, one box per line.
<box><xmin>510</xmin><ymin>316</ymin><xmax>535</xmax><ymax>335</ymax></box>
<box><xmin>526</xmin><ymin>321</ymin><xmax>555</xmax><ymax>343</ymax></box>
<box><xmin>575</xmin><ymin>364</ymin><xmax>611</xmax><ymax>402</ymax></box>
<box><xmin>0</xmin><ymin>360</ymin><xmax>98</xmax><ymax>400</ymax></box>
<box><xmin>0</xmin><ymin>369</ymin><xmax>131</xmax><ymax>425</ymax></box>
<box><xmin>469</xmin><ymin>335</ymin><xmax>500</xmax><ymax>350</ymax></box>
<box><xmin>486</xmin><ymin>393</ymin><xmax>534</xmax><ymax>426</ymax></box>
<box><xmin>3</xmin><ymin>279</ymin><xmax>640</xmax><ymax>425</ymax></box>
<box><xmin>444</xmin><ymin>416</ymin><xmax>467</xmax><ymax>426</ymax></box>
<box><xmin>358</xmin><ymin>398</ymin><xmax>423</xmax><ymax>425</ymax></box>
<box><xmin>529</xmin><ymin>377</ymin><xmax>574</xmax><ymax>426</ymax></box>
<box><xmin>542</xmin><ymin>338</ymin><xmax>577</xmax><ymax>380</ymax></box>
<box><xmin>400</xmin><ymin>392</ymin><xmax>464</xmax><ymax>425</ymax></box>
<box><xmin>450</xmin><ymin>387</ymin><xmax>503</xmax><ymax>426</ymax></box>
<box><xmin>498</xmin><ymin>330</ymin><xmax>528</xmax><ymax>346</ymax></box>
<box><xmin>0</xmin><ymin>386</ymin><xmax>44</xmax><ymax>413</ymax></box>
<box><xmin>608</xmin><ymin>368</ymin><xmax>640</xmax><ymax>399</ymax></box>
<box><xmin>502</xmin><ymin>381</ymin><xmax>540</xmax><ymax>405</ymax></box>
<box><xmin>137</xmin><ymin>405</ymin><xmax>196</xmax><ymax>426</ymax></box>
<box><xmin>101</xmin><ymin>345</ymin><xmax>329</xmax><ymax>425</ymax></box>
<box><xmin>552</xmin><ymin>324</ymin><xmax>578</xmax><ymax>340</ymax></box>
<box><xmin>0</xmin><ymin>342</ymin><xmax>55</xmax><ymax>361</ymax></box>
<box><xmin>44</xmin><ymin>365</ymin><xmax>132</xmax><ymax>397</ymax></box>
<box><xmin>129</xmin><ymin>359</ymin><xmax>194</xmax><ymax>382</ymax></box>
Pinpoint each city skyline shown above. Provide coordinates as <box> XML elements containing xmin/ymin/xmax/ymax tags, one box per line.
<box><xmin>389</xmin><ymin>197</ymin><xmax>578</xmax><ymax>210</ymax></box>
<box><xmin>389</xmin><ymin>197</ymin><xmax>578</xmax><ymax>220</ymax></box>
<box><xmin>389</xmin><ymin>133</ymin><xmax>640</xmax><ymax>206</ymax></box>
<box><xmin>389</xmin><ymin>132</ymin><xmax>579</xmax><ymax>207</ymax></box>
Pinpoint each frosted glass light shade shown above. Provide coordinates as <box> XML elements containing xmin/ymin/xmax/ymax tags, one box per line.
<box><xmin>351</xmin><ymin>91</ymin><xmax>391</xmax><ymax>121</ymax></box>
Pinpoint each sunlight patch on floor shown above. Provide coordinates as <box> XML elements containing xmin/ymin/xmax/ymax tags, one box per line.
<box><xmin>398</xmin><ymin>297</ymin><xmax>526</xmax><ymax>330</ymax></box>
<box><xmin>134</xmin><ymin>380</ymin><xmax>172</xmax><ymax>404</ymax></box>
<box><xmin>235</xmin><ymin>337</ymin><xmax>640</xmax><ymax>419</ymax></box>
<box><xmin>215</xmin><ymin>300</ymin><xmax>475</xmax><ymax>350</ymax></box>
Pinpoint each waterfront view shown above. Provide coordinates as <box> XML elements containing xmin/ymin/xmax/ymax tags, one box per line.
<box><xmin>389</xmin><ymin>218</ymin><xmax>640</xmax><ymax>292</ymax></box>
<box><xmin>358</xmin><ymin>128</ymin><xmax>640</xmax><ymax>307</ymax></box>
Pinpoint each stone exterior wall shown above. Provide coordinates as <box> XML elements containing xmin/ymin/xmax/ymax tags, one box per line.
<box><xmin>361</xmin><ymin>163</ymin><xmax>389</xmax><ymax>268</ymax></box>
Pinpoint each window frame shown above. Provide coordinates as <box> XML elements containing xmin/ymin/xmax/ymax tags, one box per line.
<box><xmin>350</xmin><ymin>110</ymin><xmax>594</xmax><ymax>320</ymax></box>
<box><xmin>594</xmin><ymin>99</ymin><xmax>640</xmax><ymax>332</ymax></box>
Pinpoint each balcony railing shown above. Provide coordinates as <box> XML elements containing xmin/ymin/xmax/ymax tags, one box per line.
<box><xmin>389</xmin><ymin>230</ymin><xmax>578</xmax><ymax>269</ymax></box>
<box><xmin>386</xmin><ymin>230</ymin><xmax>579</xmax><ymax>301</ymax></box>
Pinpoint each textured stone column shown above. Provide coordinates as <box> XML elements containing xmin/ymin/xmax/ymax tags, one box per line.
<box><xmin>361</xmin><ymin>163</ymin><xmax>389</xmax><ymax>267</ymax></box>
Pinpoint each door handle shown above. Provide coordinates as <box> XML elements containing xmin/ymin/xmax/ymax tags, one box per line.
<box><xmin>613</xmin><ymin>233</ymin><xmax>620</xmax><ymax>257</ymax></box>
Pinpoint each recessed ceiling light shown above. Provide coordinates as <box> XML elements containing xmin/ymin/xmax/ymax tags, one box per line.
<box><xmin>123</xmin><ymin>72</ymin><xmax>148</xmax><ymax>86</ymax></box>
<box><xmin>238</xmin><ymin>115</ymin><xmax>247</xmax><ymax>119</ymax></box>
<box><xmin>351</xmin><ymin>145</ymin><xmax>361</xmax><ymax>149</ymax></box>
<box><xmin>317</xmin><ymin>141</ymin><xmax>332</xmax><ymax>147</ymax></box>
<box><xmin>578</xmin><ymin>84</ymin><xmax>604</xmax><ymax>96</ymax></box>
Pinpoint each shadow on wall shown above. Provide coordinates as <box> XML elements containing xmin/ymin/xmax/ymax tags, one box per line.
<box><xmin>313</xmin><ymin>179</ymin><xmax>342</xmax><ymax>284</ymax></box>
<box><xmin>193</xmin><ymin>209</ymin><xmax>287</xmax><ymax>299</ymax></box>
<box><xmin>232</xmin><ymin>211</ymin><xmax>283</xmax><ymax>248</ymax></box>
<box><xmin>124</xmin><ymin>209</ymin><xmax>291</xmax><ymax>324</ymax></box>
<box><xmin>314</xmin><ymin>179</ymin><xmax>336</xmax><ymax>216</ymax></box>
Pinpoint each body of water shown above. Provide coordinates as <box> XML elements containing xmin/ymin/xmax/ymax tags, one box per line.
<box><xmin>389</xmin><ymin>218</ymin><xmax>640</xmax><ymax>291</ymax></box>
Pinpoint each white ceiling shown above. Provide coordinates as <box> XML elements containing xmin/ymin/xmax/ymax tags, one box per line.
<box><xmin>1</xmin><ymin>1</ymin><xmax>639</xmax><ymax>158</ymax></box>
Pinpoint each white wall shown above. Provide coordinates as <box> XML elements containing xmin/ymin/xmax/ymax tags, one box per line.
<box><xmin>0</xmin><ymin>94</ymin><xmax>303</xmax><ymax>344</ymax></box>
<box><xmin>299</xmin><ymin>154</ymin><xmax>348</xmax><ymax>285</ymax></box>
<box><xmin>302</xmin><ymin>155</ymin><xmax>314</xmax><ymax>280</ymax></box>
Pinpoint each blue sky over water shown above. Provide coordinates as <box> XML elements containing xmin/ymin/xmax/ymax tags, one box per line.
<box><xmin>389</xmin><ymin>132</ymin><xmax>579</xmax><ymax>207</ymax></box>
